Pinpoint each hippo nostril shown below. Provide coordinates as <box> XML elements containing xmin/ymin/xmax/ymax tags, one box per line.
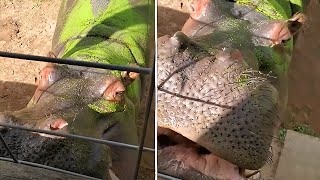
<box><xmin>103</xmin><ymin>79</ymin><xmax>125</xmax><ymax>102</ymax></box>
<box><xmin>114</xmin><ymin>90</ymin><xmax>124</xmax><ymax>101</ymax></box>
<box><xmin>49</xmin><ymin>118</ymin><xmax>68</xmax><ymax>131</ymax></box>
<box><xmin>115</xmin><ymin>91</ymin><xmax>123</xmax><ymax>96</ymax></box>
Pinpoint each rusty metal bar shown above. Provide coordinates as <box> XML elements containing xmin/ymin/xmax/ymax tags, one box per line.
<box><xmin>133</xmin><ymin>61</ymin><xmax>155</xmax><ymax>179</ymax></box>
<box><xmin>0</xmin><ymin>51</ymin><xmax>152</xmax><ymax>74</ymax></box>
<box><xmin>157</xmin><ymin>173</ymin><xmax>182</xmax><ymax>180</ymax></box>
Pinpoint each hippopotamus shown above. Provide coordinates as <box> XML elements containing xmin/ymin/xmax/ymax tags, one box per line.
<box><xmin>157</xmin><ymin>0</ymin><xmax>305</xmax><ymax>179</ymax></box>
<box><xmin>0</xmin><ymin>0</ymin><xmax>153</xmax><ymax>179</ymax></box>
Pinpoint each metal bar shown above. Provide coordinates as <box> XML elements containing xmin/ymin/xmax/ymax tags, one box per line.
<box><xmin>0</xmin><ymin>51</ymin><xmax>152</xmax><ymax>74</ymax></box>
<box><xmin>0</xmin><ymin>157</ymin><xmax>101</xmax><ymax>180</ymax></box>
<box><xmin>0</xmin><ymin>123</ymin><xmax>155</xmax><ymax>152</ymax></box>
<box><xmin>133</xmin><ymin>60</ymin><xmax>155</xmax><ymax>179</ymax></box>
<box><xmin>157</xmin><ymin>173</ymin><xmax>182</xmax><ymax>180</ymax></box>
<box><xmin>0</xmin><ymin>133</ymin><xmax>19</xmax><ymax>163</ymax></box>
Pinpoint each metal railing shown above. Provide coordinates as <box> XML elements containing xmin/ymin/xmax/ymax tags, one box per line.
<box><xmin>0</xmin><ymin>51</ymin><xmax>155</xmax><ymax>180</ymax></box>
<box><xmin>157</xmin><ymin>173</ymin><xmax>182</xmax><ymax>180</ymax></box>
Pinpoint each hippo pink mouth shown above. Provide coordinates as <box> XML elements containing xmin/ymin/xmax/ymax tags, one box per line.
<box><xmin>158</xmin><ymin>127</ymin><xmax>251</xmax><ymax>180</ymax></box>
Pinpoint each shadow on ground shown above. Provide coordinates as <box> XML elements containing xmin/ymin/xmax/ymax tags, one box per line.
<box><xmin>0</xmin><ymin>81</ymin><xmax>36</xmax><ymax>112</ymax></box>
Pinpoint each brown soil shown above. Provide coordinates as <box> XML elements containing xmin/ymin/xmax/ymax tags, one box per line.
<box><xmin>287</xmin><ymin>0</ymin><xmax>320</xmax><ymax>133</ymax></box>
<box><xmin>0</xmin><ymin>0</ymin><xmax>58</xmax><ymax>112</ymax></box>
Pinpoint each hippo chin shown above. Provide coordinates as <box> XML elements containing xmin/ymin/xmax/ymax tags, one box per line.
<box><xmin>157</xmin><ymin>0</ymin><xmax>304</xmax><ymax>179</ymax></box>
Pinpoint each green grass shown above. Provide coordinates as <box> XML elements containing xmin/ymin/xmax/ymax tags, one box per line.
<box><xmin>279</xmin><ymin>124</ymin><xmax>318</xmax><ymax>143</ymax></box>
<box><xmin>293</xmin><ymin>124</ymin><xmax>317</xmax><ymax>136</ymax></box>
<box><xmin>279</xmin><ymin>128</ymin><xmax>287</xmax><ymax>143</ymax></box>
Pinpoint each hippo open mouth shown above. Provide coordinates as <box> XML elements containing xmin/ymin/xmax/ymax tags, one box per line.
<box><xmin>158</xmin><ymin>127</ymin><xmax>246</xmax><ymax>180</ymax></box>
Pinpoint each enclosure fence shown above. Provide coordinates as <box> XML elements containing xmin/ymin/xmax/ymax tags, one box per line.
<box><xmin>0</xmin><ymin>51</ymin><xmax>155</xmax><ymax>180</ymax></box>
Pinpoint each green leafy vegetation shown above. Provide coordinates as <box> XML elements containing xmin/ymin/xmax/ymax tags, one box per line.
<box><xmin>279</xmin><ymin>124</ymin><xmax>319</xmax><ymax>143</ymax></box>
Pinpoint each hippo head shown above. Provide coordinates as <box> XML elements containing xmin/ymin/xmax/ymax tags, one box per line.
<box><xmin>157</xmin><ymin>0</ymin><xmax>304</xmax><ymax>179</ymax></box>
<box><xmin>0</xmin><ymin>62</ymin><xmax>135</xmax><ymax>138</ymax></box>
<box><xmin>0</xmin><ymin>61</ymin><xmax>142</xmax><ymax>179</ymax></box>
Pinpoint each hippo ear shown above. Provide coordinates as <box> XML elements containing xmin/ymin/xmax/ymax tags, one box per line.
<box><xmin>121</xmin><ymin>63</ymin><xmax>140</xmax><ymax>86</ymax></box>
<box><xmin>47</xmin><ymin>51</ymin><xmax>57</xmax><ymax>58</ymax></box>
<box><xmin>50</xmin><ymin>118</ymin><xmax>68</xmax><ymax>130</ymax></box>
<box><xmin>287</xmin><ymin>13</ymin><xmax>306</xmax><ymax>36</ymax></box>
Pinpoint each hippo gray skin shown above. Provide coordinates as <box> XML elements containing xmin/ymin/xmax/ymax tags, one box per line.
<box><xmin>157</xmin><ymin>0</ymin><xmax>304</xmax><ymax>179</ymax></box>
<box><xmin>0</xmin><ymin>0</ymin><xmax>153</xmax><ymax>179</ymax></box>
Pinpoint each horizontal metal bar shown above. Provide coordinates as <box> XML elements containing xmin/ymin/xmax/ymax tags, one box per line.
<box><xmin>158</xmin><ymin>173</ymin><xmax>182</xmax><ymax>180</ymax></box>
<box><xmin>0</xmin><ymin>51</ymin><xmax>152</xmax><ymax>74</ymax></box>
<box><xmin>0</xmin><ymin>123</ymin><xmax>155</xmax><ymax>152</ymax></box>
<box><xmin>0</xmin><ymin>157</ymin><xmax>101</xmax><ymax>180</ymax></box>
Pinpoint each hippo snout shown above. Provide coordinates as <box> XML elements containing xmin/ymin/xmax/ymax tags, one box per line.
<box><xmin>158</xmin><ymin>37</ymin><xmax>280</xmax><ymax>169</ymax></box>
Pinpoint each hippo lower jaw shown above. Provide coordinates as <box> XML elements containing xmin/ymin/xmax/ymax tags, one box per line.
<box><xmin>158</xmin><ymin>127</ymin><xmax>246</xmax><ymax>180</ymax></box>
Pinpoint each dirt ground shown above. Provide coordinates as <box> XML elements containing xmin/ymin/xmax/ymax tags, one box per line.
<box><xmin>0</xmin><ymin>0</ymin><xmax>57</xmax><ymax>112</ymax></box>
<box><xmin>287</xmin><ymin>0</ymin><xmax>320</xmax><ymax>133</ymax></box>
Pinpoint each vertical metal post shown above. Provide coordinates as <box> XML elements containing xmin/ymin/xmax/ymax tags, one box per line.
<box><xmin>133</xmin><ymin>61</ymin><xmax>155</xmax><ymax>180</ymax></box>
